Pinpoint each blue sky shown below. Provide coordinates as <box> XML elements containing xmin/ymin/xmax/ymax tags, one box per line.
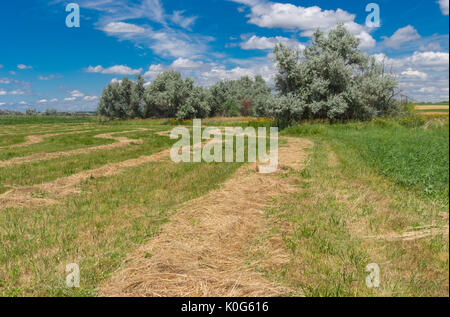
<box><xmin>0</xmin><ymin>0</ymin><xmax>449</xmax><ymax>111</ymax></box>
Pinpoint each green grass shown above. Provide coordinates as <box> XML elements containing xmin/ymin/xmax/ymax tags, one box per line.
<box><xmin>416</xmin><ymin>109</ymin><xmax>449</xmax><ymax>113</ymax></box>
<box><xmin>0</xmin><ymin>120</ymin><xmax>244</xmax><ymax>296</ymax></box>
<box><xmin>0</xmin><ymin>159</ymin><xmax>242</xmax><ymax>296</ymax></box>
<box><xmin>0</xmin><ymin>129</ymin><xmax>117</xmax><ymax>161</ymax></box>
<box><xmin>0</xmin><ymin>116</ymin><xmax>448</xmax><ymax>297</ymax></box>
<box><xmin>254</xmin><ymin>119</ymin><xmax>449</xmax><ymax>296</ymax></box>
<box><xmin>283</xmin><ymin>119</ymin><xmax>449</xmax><ymax>203</ymax></box>
<box><xmin>0</xmin><ymin>125</ymin><xmax>162</xmax><ymax>162</ymax></box>
<box><xmin>0</xmin><ymin>135</ymin><xmax>26</xmax><ymax>147</ymax></box>
<box><xmin>0</xmin><ymin>129</ymin><xmax>174</xmax><ymax>192</ymax></box>
<box><xmin>415</xmin><ymin>102</ymin><xmax>449</xmax><ymax>106</ymax></box>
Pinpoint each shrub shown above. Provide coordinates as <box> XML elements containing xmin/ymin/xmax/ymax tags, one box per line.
<box><xmin>209</xmin><ymin>76</ymin><xmax>271</xmax><ymax>117</ymax></box>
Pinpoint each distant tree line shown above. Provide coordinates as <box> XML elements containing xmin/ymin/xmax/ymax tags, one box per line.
<box><xmin>97</xmin><ymin>72</ymin><xmax>271</xmax><ymax>120</ymax></box>
<box><xmin>0</xmin><ymin>109</ymin><xmax>96</xmax><ymax>117</ymax></box>
<box><xmin>98</xmin><ymin>24</ymin><xmax>399</xmax><ymax>124</ymax></box>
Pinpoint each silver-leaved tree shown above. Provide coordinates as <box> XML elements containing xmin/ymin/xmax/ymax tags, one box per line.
<box><xmin>260</xmin><ymin>24</ymin><xmax>399</xmax><ymax>126</ymax></box>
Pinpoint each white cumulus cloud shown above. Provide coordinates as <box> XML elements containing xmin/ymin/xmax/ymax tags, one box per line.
<box><xmin>102</xmin><ymin>22</ymin><xmax>146</xmax><ymax>33</ymax></box>
<box><xmin>241</xmin><ymin>35</ymin><xmax>306</xmax><ymax>51</ymax></box>
<box><xmin>374</xmin><ymin>50</ymin><xmax>449</xmax><ymax>102</ymax></box>
<box><xmin>171</xmin><ymin>58</ymin><xmax>204</xmax><ymax>69</ymax></box>
<box><xmin>408</xmin><ymin>51</ymin><xmax>449</xmax><ymax>67</ymax></box>
<box><xmin>439</xmin><ymin>0</ymin><xmax>449</xmax><ymax>15</ymax></box>
<box><xmin>83</xmin><ymin>96</ymin><xmax>99</xmax><ymax>101</ymax></box>
<box><xmin>70</xmin><ymin>90</ymin><xmax>85</xmax><ymax>98</ymax></box>
<box><xmin>382</xmin><ymin>25</ymin><xmax>421</xmax><ymax>49</ymax></box>
<box><xmin>401</xmin><ymin>68</ymin><xmax>428</xmax><ymax>80</ymax></box>
<box><xmin>0</xmin><ymin>89</ymin><xmax>24</xmax><ymax>95</ymax></box>
<box><xmin>143</xmin><ymin>64</ymin><xmax>165</xmax><ymax>80</ymax></box>
<box><xmin>231</xmin><ymin>0</ymin><xmax>376</xmax><ymax>49</ymax></box>
<box><xmin>85</xmin><ymin>65</ymin><xmax>143</xmax><ymax>75</ymax></box>
<box><xmin>17</xmin><ymin>64</ymin><xmax>32</xmax><ymax>70</ymax></box>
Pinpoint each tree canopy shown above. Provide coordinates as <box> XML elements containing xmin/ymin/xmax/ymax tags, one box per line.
<box><xmin>262</xmin><ymin>24</ymin><xmax>398</xmax><ymax>125</ymax></box>
<box><xmin>98</xmin><ymin>72</ymin><xmax>271</xmax><ymax>120</ymax></box>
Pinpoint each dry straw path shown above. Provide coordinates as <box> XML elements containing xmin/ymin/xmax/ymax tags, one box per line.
<box><xmin>99</xmin><ymin>137</ymin><xmax>313</xmax><ymax>297</ymax></box>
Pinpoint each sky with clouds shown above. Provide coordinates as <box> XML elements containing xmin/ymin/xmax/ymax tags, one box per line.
<box><xmin>0</xmin><ymin>0</ymin><xmax>449</xmax><ymax>112</ymax></box>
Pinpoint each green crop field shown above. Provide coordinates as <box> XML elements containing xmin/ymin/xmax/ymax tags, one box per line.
<box><xmin>0</xmin><ymin>115</ymin><xmax>448</xmax><ymax>297</ymax></box>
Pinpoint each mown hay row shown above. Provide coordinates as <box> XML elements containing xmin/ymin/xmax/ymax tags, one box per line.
<box><xmin>99</xmin><ymin>137</ymin><xmax>313</xmax><ymax>297</ymax></box>
<box><xmin>0</xmin><ymin>129</ymin><xmax>150</xmax><ymax>168</ymax></box>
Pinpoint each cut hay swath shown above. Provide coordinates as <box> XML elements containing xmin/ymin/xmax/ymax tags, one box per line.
<box><xmin>99</xmin><ymin>137</ymin><xmax>313</xmax><ymax>297</ymax></box>
<box><xmin>0</xmin><ymin>128</ymin><xmax>151</xmax><ymax>167</ymax></box>
<box><xmin>0</xmin><ymin>128</ymin><xmax>226</xmax><ymax>209</ymax></box>
<box><xmin>1</xmin><ymin>125</ymin><xmax>312</xmax><ymax>296</ymax></box>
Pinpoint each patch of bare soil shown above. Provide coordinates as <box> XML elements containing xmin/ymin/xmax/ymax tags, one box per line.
<box><xmin>0</xmin><ymin>129</ymin><xmax>149</xmax><ymax>168</ymax></box>
<box><xmin>99</xmin><ymin>137</ymin><xmax>313</xmax><ymax>297</ymax></box>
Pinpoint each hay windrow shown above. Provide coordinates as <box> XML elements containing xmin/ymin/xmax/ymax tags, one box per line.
<box><xmin>0</xmin><ymin>129</ymin><xmax>149</xmax><ymax>168</ymax></box>
<box><xmin>0</xmin><ymin>147</ymin><xmax>171</xmax><ymax>210</ymax></box>
<box><xmin>0</xmin><ymin>127</ymin><xmax>98</xmax><ymax>149</ymax></box>
<box><xmin>364</xmin><ymin>225</ymin><xmax>449</xmax><ymax>242</ymax></box>
<box><xmin>0</xmin><ymin>129</ymin><xmax>212</xmax><ymax>210</ymax></box>
<box><xmin>99</xmin><ymin>137</ymin><xmax>313</xmax><ymax>297</ymax></box>
<box><xmin>1</xmin><ymin>126</ymin><xmax>314</xmax><ymax>297</ymax></box>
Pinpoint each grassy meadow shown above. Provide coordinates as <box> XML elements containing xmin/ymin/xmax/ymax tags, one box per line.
<box><xmin>0</xmin><ymin>115</ymin><xmax>448</xmax><ymax>297</ymax></box>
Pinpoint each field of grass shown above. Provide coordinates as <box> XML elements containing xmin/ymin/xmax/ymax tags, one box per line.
<box><xmin>264</xmin><ymin>117</ymin><xmax>449</xmax><ymax>296</ymax></box>
<box><xmin>416</xmin><ymin>108</ymin><xmax>449</xmax><ymax>113</ymax></box>
<box><xmin>283</xmin><ymin>118</ymin><xmax>449</xmax><ymax>202</ymax></box>
<box><xmin>0</xmin><ymin>116</ymin><xmax>448</xmax><ymax>297</ymax></box>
